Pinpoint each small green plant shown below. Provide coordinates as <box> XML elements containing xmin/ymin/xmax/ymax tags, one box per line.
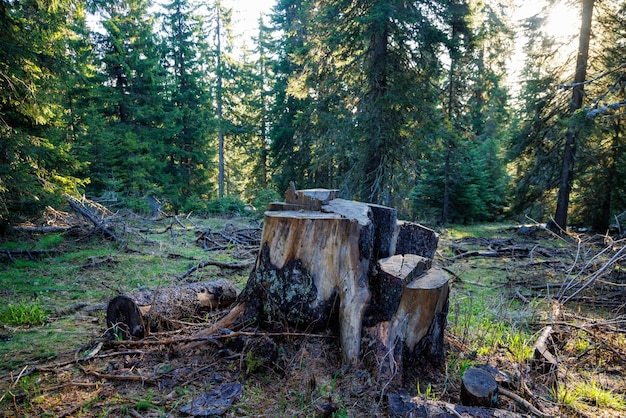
<box><xmin>206</xmin><ymin>196</ymin><xmax>247</xmax><ymax>215</ymax></box>
<box><xmin>332</xmin><ymin>408</ymin><xmax>348</xmax><ymax>418</ymax></box>
<box><xmin>552</xmin><ymin>379</ymin><xmax>626</xmax><ymax>411</ymax></box>
<box><xmin>245</xmin><ymin>350</ymin><xmax>262</xmax><ymax>374</ymax></box>
<box><xmin>0</xmin><ymin>300</ymin><xmax>47</xmax><ymax>326</ymax></box>
<box><xmin>505</xmin><ymin>333</ymin><xmax>533</xmax><ymax>363</ymax></box>
<box><xmin>577</xmin><ymin>380</ymin><xmax>626</xmax><ymax>410</ymax></box>
<box><xmin>416</xmin><ymin>382</ymin><xmax>437</xmax><ymax>401</ymax></box>
<box><xmin>252</xmin><ymin>188</ymin><xmax>281</xmax><ymax>213</ymax></box>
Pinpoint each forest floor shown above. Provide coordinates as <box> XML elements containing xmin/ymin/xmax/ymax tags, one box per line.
<box><xmin>1</xmin><ymin>202</ymin><xmax>626</xmax><ymax>417</ymax></box>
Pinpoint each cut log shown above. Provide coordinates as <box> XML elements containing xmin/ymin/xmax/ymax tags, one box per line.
<box><xmin>106</xmin><ymin>279</ymin><xmax>237</xmax><ymax>338</ymax></box>
<box><xmin>460</xmin><ymin>367</ymin><xmax>498</xmax><ymax>407</ymax></box>
<box><xmin>365</xmin><ymin>264</ymin><xmax>449</xmax><ymax>385</ymax></box>
<box><xmin>106</xmin><ymin>295</ymin><xmax>146</xmax><ymax>339</ymax></box>
<box><xmin>390</xmin><ymin>265</ymin><xmax>449</xmax><ymax>361</ymax></box>
<box><xmin>364</xmin><ymin>254</ymin><xmax>431</xmax><ymax>326</ymax></box>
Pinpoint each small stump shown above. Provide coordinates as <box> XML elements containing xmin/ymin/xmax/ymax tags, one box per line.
<box><xmin>460</xmin><ymin>367</ymin><xmax>498</xmax><ymax>407</ymax></box>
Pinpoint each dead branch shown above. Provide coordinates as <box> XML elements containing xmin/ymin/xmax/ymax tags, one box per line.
<box><xmin>560</xmin><ymin>244</ymin><xmax>626</xmax><ymax>304</ymax></box>
<box><xmin>1</xmin><ymin>249</ymin><xmax>60</xmax><ymax>261</ymax></box>
<box><xmin>175</xmin><ymin>258</ymin><xmax>255</xmax><ymax>281</ymax></box>
<box><xmin>498</xmin><ymin>387</ymin><xmax>549</xmax><ymax>418</ymax></box>
<box><xmin>533</xmin><ymin>301</ymin><xmax>561</xmax><ymax>372</ymax></box>
<box><xmin>12</xmin><ymin>225</ymin><xmax>77</xmax><ymax>233</ymax></box>
<box><xmin>79</xmin><ymin>367</ymin><xmax>156</xmax><ymax>385</ymax></box>
<box><xmin>67</xmin><ymin>196</ymin><xmax>126</xmax><ymax>245</ymax></box>
<box><xmin>106</xmin><ymin>329</ymin><xmax>330</xmax><ymax>349</ymax></box>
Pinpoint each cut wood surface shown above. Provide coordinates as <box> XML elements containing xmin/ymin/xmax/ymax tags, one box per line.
<box><xmin>364</xmin><ymin>254</ymin><xmax>431</xmax><ymax>325</ymax></box>
<box><xmin>390</xmin><ymin>265</ymin><xmax>449</xmax><ymax>356</ymax></box>
<box><xmin>240</xmin><ymin>208</ymin><xmax>373</xmax><ymax>363</ymax></box>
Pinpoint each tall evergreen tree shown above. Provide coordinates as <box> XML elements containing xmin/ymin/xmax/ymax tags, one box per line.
<box><xmin>552</xmin><ymin>0</ymin><xmax>595</xmax><ymax>231</ymax></box>
<box><xmin>411</xmin><ymin>0</ymin><xmax>511</xmax><ymax>223</ymax></box>
<box><xmin>88</xmin><ymin>0</ymin><xmax>165</xmax><ymax>200</ymax></box>
<box><xmin>572</xmin><ymin>0</ymin><xmax>626</xmax><ymax>230</ymax></box>
<box><xmin>267</xmin><ymin>0</ymin><xmax>315</xmax><ymax>194</ymax></box>
<box><xmin>0</xmin><ymin>0</ymin><xmax>86</xmax><ymax>227</ymax></box>
<box><xmin>160</xmin><ymin>0</ymin><xmax>215</xmax><ymax>210</ymax></box>
<box><xmin>508</xmin><ymin>7</ymin><xmax>574</xmax><ymax>220</ymax></box>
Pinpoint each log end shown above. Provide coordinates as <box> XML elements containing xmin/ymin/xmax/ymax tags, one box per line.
<box><xmin>106</xmin><ymin>295</ymin><xmax>146</xmax><ymax>339</ymax></box>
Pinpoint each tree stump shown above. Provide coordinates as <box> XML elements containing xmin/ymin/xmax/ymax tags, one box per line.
<box><xmin>195</xmin><ymin>185</ymin><xmax>449</xmax><ymax>381</ymax></box>
<box><xmin>106</xmin><ymin>279</ymin><xmax>237</xmax><ymax>339</ymax></box>
<box><xmin>460</xmin><ymin>367</ymin><xmax>498</xmax><ymax>407</ymax></box>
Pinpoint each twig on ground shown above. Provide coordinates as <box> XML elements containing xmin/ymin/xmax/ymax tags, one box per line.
<box><xmin>176</xmin><ymin>259</ymin><xmax>255</xmax><ymax>281</ymax></box>
<box><xmin>498</xmin><ymin>387</ymin><xmax>548</xmax><ymax>418</ymax></box>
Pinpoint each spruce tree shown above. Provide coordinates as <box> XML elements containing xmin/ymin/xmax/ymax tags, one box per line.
<box><xmin>0</xmin><ymin>0</ymin><xmax>86</xmax><ymax>227</ymax></box>
<box><xmin>160</xmin><ymin>0</ymin><xmax>215</xmax><ymax>211</ymax></box>
<box><xmin>89</xmin><ymin>0</ymin><xmax>165</xmax><ymax>202</ymax></box>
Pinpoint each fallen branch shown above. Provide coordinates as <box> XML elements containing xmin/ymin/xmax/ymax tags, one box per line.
<box><xmin>560</xmin><ymin>245</ymin><xmax>626</xmax><ymax>304</ymax></box>
<box><xmin>80</xmin><ymin>367</ymin><xmax>156</xmax><ymax>385</ymax></box>
<box><xmin>533</xmin><ymin>301</ymin><xmax>561</xmax><ymax>372</ymax></box>
<box><xmin>498</xmin><ymin>387</ymin><xmax>548</xmax><ymax>418</ymax></box>
<box><xmin>1</xmin><ymin>249</ymin><xmax>60</xmax><ymax>261</ymax></box>
<box><xmin>12</xmin><ymin>225</ymin><xmax>78</xmax><ymax>234</ymax></box>
<box><xmin>67</xmin><ymin>197</ymin><xmax>126</xmax><ymax>245</ymax></box>
<box><xmin>176</xmin><ymin>259</ymin><xmax>255</xmax><ymax>281</ymax></box>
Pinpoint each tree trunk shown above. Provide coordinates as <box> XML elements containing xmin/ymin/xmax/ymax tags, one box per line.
<box><xmin>204</xmin><ymin>186</ymin><xmax>448</xmax><ymax>381</ymax></box>
<box><xmin>553</xmin><ymin>0</ymin><xmax>595</xmax><ymax>231</ymax></box>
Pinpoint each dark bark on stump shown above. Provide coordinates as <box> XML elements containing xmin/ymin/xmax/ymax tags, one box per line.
<box><xmin>395</xmin><ymin>221</ymin><xmax>439</xmax><ymax>259</ymax></box>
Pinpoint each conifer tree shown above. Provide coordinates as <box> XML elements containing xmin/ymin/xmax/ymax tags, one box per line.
<box><xmin>508</xmin><ymin>8</ymin><xmax>573</xmax><ymax>220</ymax></box>
<box><xmin>267</xmin><ymin>0</ymin><xmax>315</xmax><ymax>194</ymax></box>
<box><xmin>160</xmin><ymin>0</ymin><xmax>215</xmax><ymax>211</ymax></box>
<box><xmin>0</xmin><ymin>0</ymin><xmax>86</xmax><ymax>227</ymax></box>
<box><xmin>89</xmin><ymin>0</ymin><xmax>165</xmax><ymax>201</ymax></box>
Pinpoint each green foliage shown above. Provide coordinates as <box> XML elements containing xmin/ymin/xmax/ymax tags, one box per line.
<box><xmin>39</xmin><ymin>233</ymin><xmax>65</xmax><ymax>250</ymax></box>
<box><xmin>252</xmin><ymin>188</ymin><xmax>281</xmax><ymax>213</ymax></box>
<box><xmin>552</xmin><ymin>379</ymin><xmax>626</xmax><ymax>411</ymax></box>
<box><xmin>0</xmin><ymin>300</ymin><xmax>47</xmax><ymax>326</ymax></box>
<box><xmin>206</xmin><ymin>195</ymin><xmax>247</xmax><ymax>215</ymax></box>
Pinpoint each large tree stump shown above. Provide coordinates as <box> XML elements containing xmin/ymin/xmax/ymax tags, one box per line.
<box><xmin>196</xmin><ymin>186</ymin><xmax>448</xmax><ymax>380</ymax></box>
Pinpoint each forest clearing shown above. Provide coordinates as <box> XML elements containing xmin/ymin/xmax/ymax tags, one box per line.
<box><xmin>2</xmin><ymin>0</ymin><xmax>626</xmax><ymax>416</ymax></box>
<box><xmin>1</xmin><ymin>198</ymin><xmax>625</xmax><ymax>417</ymax></box>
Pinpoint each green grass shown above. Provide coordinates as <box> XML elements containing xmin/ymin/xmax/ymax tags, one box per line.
<box><xmin>0</xmin><ymin>299</ymin><xmax>47</xmax><ymax>326</ymax></box>
<box><xmin>0</xmin><ymin>216</ymin><xmax>253</xmax><ymax>374</ymax></box>
<box><xmin>553</xmin><ymin>378</ymin><xmax>626</xmax><ymax>412</ymax></box>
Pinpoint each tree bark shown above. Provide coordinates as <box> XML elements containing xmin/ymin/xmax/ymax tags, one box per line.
<box><xmin>553</xmin><ymin>0</ymin><xmax>595</xmax><ymax>231</ymax></box>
